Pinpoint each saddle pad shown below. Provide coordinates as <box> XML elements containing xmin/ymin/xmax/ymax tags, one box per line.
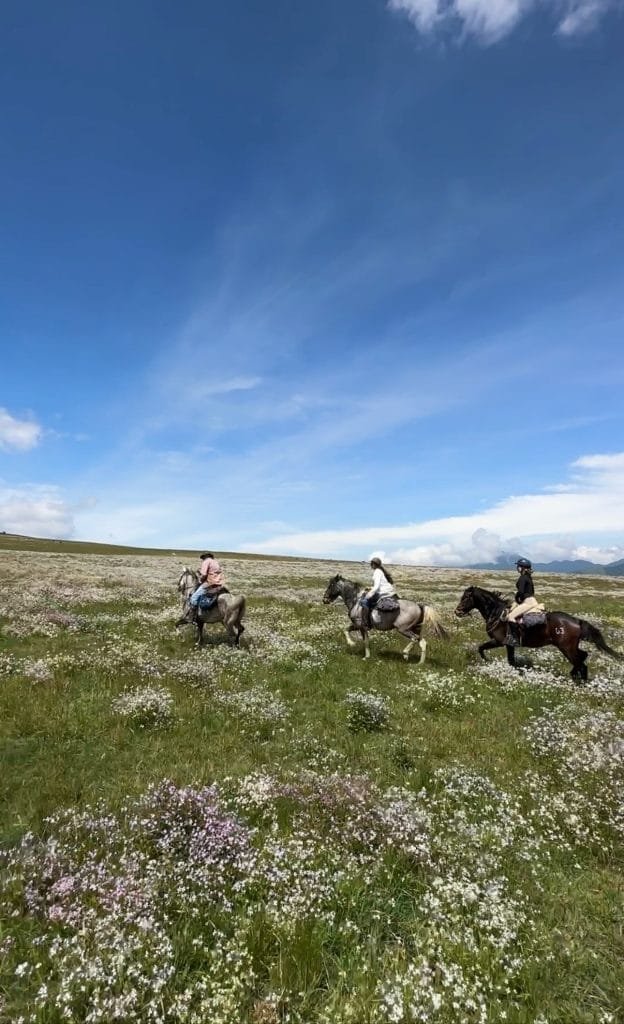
<box><xmin>522</xmin><ymin>611</ymin><xmax>546</xmax><ymax>627</ymax></box>
<box><xmin>377</xmin><ymin>596</ymin><xmax>400</xmax><ymax>613</ymax></box>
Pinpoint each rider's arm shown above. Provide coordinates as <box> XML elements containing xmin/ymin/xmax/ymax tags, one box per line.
<box><xmin>516</xmin><ymin>575</ymin><xmax>532</xmax><ymax>602</ymax></box>
<box><xmin>365</xmin><ymin>568</ymin><xmax>382</xmax><ymax>599</ymax></box>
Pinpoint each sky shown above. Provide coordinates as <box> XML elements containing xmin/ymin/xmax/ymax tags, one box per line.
<box><xmin>1</xmin><ymin>0</ymin><xmax>624</xmax><ymax>566</ymax></box>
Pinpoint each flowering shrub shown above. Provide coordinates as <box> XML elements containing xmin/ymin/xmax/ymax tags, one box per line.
<box><xmin>213</xmin><ymin>684</ymin><xmax>288</xmax><ymax>730</ymax></box>
<box><xmin>344</xmin><ymin>689</ymin><xmax>389</xmax><ymax>732</ymax></box>
<box><xmin>417</xmin><ymin>670</ymin><xmax>478</xmax><ymax>712</ymax></box>
<box><xmin>1</xmin><ymin>782</ymin><xmax>258</xmax><ymax>1023</ymax></box>
<box><xmin>112</xmin><ymin>685</ymin><xmax>175</xmax><ymax>728</ymax></box>
<box><xmin>0</xmin><ymin>655</ymin><xmax>53</xmax><ymax>681</ymax></box>
<box><xmin>2</xmin><ymin>757</ymin><xmax>622</xmax><ymax>1022</ymax></box>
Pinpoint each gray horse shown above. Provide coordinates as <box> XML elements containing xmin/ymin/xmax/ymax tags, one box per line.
<box><xmin>323</xmin><ymin>573</ymin><xmax>448</xmax><ymax>662</ymax></box>
<box><xmin>176</xmin><ymin>567</ymin><xmax>246</xmax><ymax>647</ymax></box>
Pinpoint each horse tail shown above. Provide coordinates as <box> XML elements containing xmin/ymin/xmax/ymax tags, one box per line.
<box><xmin>235</xmin><ymin>595</ymin><xmax>246</xmax><ymax>623</ymax></box>
<box><xmin>422</xmin><ymin>605</ymin><xmax>449</xmax><ymax>640</ymax></box>
<box><xmin>579</xmin><ymin>620</ymin><xmax>622</xmax><ymax>660</ymax></box>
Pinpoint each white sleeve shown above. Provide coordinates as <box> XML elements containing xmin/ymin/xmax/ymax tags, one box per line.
<box><xmin>372</xmin><ymin>568</ymin><xmax>384</xmax><ymax>591</ymax></box>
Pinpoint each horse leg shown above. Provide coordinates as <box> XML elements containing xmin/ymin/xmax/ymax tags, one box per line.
<box><xmin>506</xmin><ymin>644</ymin><xmax>519</xmax><ymax>668</ymax></box>
<box><xmin>225</xmin><ymin>614</ymin><xmax>238</xmax><ymax>646</ymax></box>
<box><xmin>478</xmin><ymin>639</ymin><xmax>501</xmax><ymax>661</ymax></box>
<box><xmin>196</xmin><ymin>622</ymin><xmax>204</xmax><ymax>647</ymax></box>
<box><xmin>553</xmin><ymin>632</ymin><xmax>587</xmax><ymax>685</ymax></box>
<box><xmin>344</xmin><ymin>627</ymin><xmax>358</xmax><ymax>648</ymax></box>
<box><xmin>402</xmin><ymin>636</ymin><xmax>417</xmax><ymax>661</ymax></box>
<box><xmin>361</xmin><ymin>629</ymin><xmax>370</xmax><ymax>660</ymax></box>
<box><xmin>397</xmin><ymin>626</ymin><xmax>424</xmax><ymax>663</ymax></box>
<box><xmin>570</xmin><ymin>649</ymin><xmax>588</xmax><ymax>684</ymax></box>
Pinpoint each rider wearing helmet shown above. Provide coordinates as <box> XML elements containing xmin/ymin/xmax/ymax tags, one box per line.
<box><xmin>504</xmin><ymin>557</ymin><xmax>542</xmax><ymax>646</ymax></box>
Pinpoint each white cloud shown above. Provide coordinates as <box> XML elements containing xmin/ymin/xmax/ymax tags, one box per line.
<box><xmin>388</xmin><ymin>0</ymin><xmax>622</xmax><ymax>42</ymax></box>
<box><xmin>0</xmin><ymin>485</ymin><xmax>74</xmax><ymax>538</ymax></box>
<box><xmin>0</xmin><ymin>409</ymin><xmax>43</xmax><ymax>452</ymax></box>
<box><xmin>557</xmin><ymin>0</ymin><xmax>615</xmax><ymax>34</ymax></box>
<box><xmin>248</xmin><ymin>451</ymin><xmax>624</xmax><ymax>564</ymax></box>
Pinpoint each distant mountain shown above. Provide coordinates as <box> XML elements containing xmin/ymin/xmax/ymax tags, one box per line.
<box><xmin>604</xmin><ymin>559</ymin><xmax>624</xmax><ymax>577</ymax></box>
<box><xmin>468</xmin><ymin>554</ymin><xmax>624</xmax><ymax>576</ymax></box>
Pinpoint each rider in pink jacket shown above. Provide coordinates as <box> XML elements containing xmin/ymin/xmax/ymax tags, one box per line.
<box><xmin>188</xmin><ymin>552</ymin><xmax>226</xmax><ymax>620</ymax></box>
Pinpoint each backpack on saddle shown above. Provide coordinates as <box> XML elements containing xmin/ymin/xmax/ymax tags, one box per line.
<box><xmin>197</xmin><ymin>586</ymin><xmax>229</xmax><ymax>611</ymax></box>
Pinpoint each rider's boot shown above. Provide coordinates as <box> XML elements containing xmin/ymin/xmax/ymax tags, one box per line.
<box><xmin>504</xmin><ymin>620</ymin><xmax>521</xmax><ymax>646</ymax></box>
<box><xmin>360</xmin><ymin>605</ymin><xmax>370</xmax><ymax>630</ymax></box>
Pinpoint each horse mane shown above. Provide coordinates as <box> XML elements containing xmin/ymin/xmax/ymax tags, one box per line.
<box><xmin>471</xmin><ymin>585</ymin><xmax>511</xmax><ymax>608</ymax></box>
<box><xmin>344</xmin><ymin>576</ymin><xmax>362</xmax><ymax>590</ymax></box>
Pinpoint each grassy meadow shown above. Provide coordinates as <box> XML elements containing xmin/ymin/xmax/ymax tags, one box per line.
<box><xmin>1</xmin><ymin>542</ymin><xmax>623</xmax><ymax>1023</ymax></box>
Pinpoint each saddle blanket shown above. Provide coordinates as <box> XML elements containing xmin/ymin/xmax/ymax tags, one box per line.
<box><xmin>375</xmin><ymin>596</ymin><xmax>400</xmax><ymax>613</ymax></box>
<box><xmin>521</xmin><ymin>611</ymin><xmax>547</xmax><ymax>627</ymax></box>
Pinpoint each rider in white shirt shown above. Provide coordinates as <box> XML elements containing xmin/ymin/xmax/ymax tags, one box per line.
<box><xmin>360</xmin><ymin>557</ymin><xmax>397</xmax><ymax>629</ymax></box>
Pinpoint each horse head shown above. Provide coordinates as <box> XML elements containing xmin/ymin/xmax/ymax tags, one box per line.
<box><xmin>454</xmin><ymin>586</ymin><xmax>476</xmax><ymax>617</ymax></box>
<box><xmin>177</xmin><ymin>566</ymin><xmax>199</xmax><ymax>600</ymax></box>
<box><xmin>323</xmin><ymin>574</ymin><xmax>343</xmax><ymax>604</ymax></box>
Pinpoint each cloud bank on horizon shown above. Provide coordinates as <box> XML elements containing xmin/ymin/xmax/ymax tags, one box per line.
<box><xmin>246</xmin><ymin>453</ymin><xmax>624</xmax><ymax>565</ymax></box>
<box><xmin>3</xmin><ymin>449</ymin><xmax>624</xmax><ymax>567</ymax></box>
<box><xmin>388</xmin><ymin>0</ymin><xmax>623</xmax><ymax>42</ymax></box>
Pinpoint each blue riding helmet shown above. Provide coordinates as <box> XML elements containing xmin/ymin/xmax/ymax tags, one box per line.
<box><xmin>516</xmin><ymin>557</ymin><xmax>532</xmax><ymax>570</ymax></box>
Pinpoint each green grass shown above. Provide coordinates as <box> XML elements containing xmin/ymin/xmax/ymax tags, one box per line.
<box><xmin>1</xmin><ymin>546</ymin><xmax>623</xmax><ymax>1022</ymax></box>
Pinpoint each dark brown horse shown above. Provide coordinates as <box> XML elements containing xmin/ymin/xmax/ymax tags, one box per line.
<box><xmin>454</xmin><ymin>585</ymin><xmax>621</xmax><ymax>683</ymax></box>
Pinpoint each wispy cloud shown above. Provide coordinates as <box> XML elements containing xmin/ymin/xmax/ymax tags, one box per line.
<box><xmin>557</xmin><ymin>0</ymin><xmax>620</xmax><ymax>35</ymax></box>
<box><xmin>0</xmin><ymin>409</ymin><xmax>43</xmax><ymax>452</ymax></box>
<box><xmin>247</xmin><ymin>452</ymin><xmax>624</xmax><ymax>564</ymax></box>
<box><xmin>388</xmin><ymin>0</ymin><xmax>622</xmax><ymax>43</ymax></box>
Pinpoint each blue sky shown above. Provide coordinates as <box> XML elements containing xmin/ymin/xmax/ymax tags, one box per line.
<box><xmin>2</xmin><ymin>0</ymin><xmax>624</xmax><ymax>564</ymax></box>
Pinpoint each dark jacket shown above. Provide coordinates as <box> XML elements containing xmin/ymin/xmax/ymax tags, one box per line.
<box><xmin>515</xmin><ymin>572</ymin><xmax>535</xmax><ymax>603</ymax></box>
